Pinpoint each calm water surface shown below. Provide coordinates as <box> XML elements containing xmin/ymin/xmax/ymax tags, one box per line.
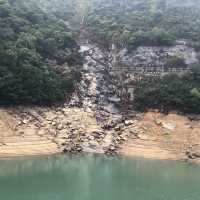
<box><xmin>0</xmin><ymin>154</ymin><xmax>200</xmax><ymax>200</ymax></box>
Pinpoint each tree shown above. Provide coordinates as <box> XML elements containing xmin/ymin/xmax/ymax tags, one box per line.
<box><xmin>165</xmin><ymin>56</ymin><xmax>187</xmax><ymax>70</ymax></box>
<box><xmin>133</xmin><ymin>68</ymin><xmax>200</xmax><ymax>114</ymax></box>
<box><xmin>0</xmin><ymin>0</ymin><xmax>82</xmax><ymax>105</ymax></box>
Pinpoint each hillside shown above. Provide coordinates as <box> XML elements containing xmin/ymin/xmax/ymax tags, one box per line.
<box><xmin>87</xmin><ymin>0</ymin><xmax>200</xmax><ymax>50</ymax></box>
<box><xmin>84</xmin><ymin>0</ymin><xmax>200</xmax><ymax>114</ymax></box>
<box><xmin>0</xmin><ymin>0</ymin><xmax>200</xmax><ymax>164</ymax></box>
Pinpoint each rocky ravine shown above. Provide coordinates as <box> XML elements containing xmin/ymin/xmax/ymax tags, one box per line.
<box><xmin>0</xmin><ymin>42</ymin><xmax>131</xmax><ymax>158</ymax></box>
<box><xmin>0</xmin><ymin>41</ymin><xmax>137</xmax><ymax>157</ymax></box>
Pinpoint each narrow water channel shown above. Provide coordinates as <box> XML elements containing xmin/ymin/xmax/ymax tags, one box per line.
<box><xmin>0</xmin><ymin>154</ymin><xmax>200</xmax><ymax>200</ymax></box>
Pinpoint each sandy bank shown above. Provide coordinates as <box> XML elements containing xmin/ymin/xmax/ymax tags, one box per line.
<box><xmin>0</xmin><ymin>107</ymin><xmax>200</xmax><ymax>164</ymax></box>
<box><xmin>120</xmin><ymin>112</ymin><xmax>200</xmax><ymax>164</ymax></box>
<box><xmin>0</xmin><ymin>108</ymin><xmax>61</xmax><ymax>158</ymax></box>
<box><xmin>0</xmin><ymin>106</ymin><xmax>108</xmax><ymax>158</ymax></box>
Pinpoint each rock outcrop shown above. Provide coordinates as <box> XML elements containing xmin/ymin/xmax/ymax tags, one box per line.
<box><xmin>118</xmin><ymin>40</ymin><xmax>199</xmax><ymax>72</ymax></box>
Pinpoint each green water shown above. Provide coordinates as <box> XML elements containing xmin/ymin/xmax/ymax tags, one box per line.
<box><xmin>0</xmin><ymin>154</ymin><xmax>200</xmax><ymax>200</ymax></box>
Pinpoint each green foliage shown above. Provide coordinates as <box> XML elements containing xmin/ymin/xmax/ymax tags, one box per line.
<box><xmin>127</xmin><ymin>28</ymin><xmax>175</xmax><ymax>49</ymax></box>
<box><xmin>191</xmin><ymin>88</ymin><xmax>200</xmax><ymax>99</ymax></box>
<box><xmin>133</xmin><ymin>68</ymin><xmax>200</xmax><ymax>114</ymax></box>
<box><xmin>0</xmin><ymin>0</ymin><xmax>82</xmax><ymax>105</ymax></box>
<box><xmin>165</xmin><ymin>56</ymin><xmax>187</xmax><ymax>70</ymax></box>
<box><xmin>86</xmin><ymin>0</ymin><xmax>200</xmax><ymax>49</ymax></box>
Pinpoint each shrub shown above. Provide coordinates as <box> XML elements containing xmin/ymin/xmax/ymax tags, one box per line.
<box><xmin>0</xmin><ymin>0</ymin><xmax>82</xmax><ymax>105</ymax></box>
<box><xmin>133</xmin><ymin>68</ymin><xmax>200</xmax><ymax>113</ymax></box>
<box><xmin>165</xmin><ymin>56</ymin><xmax>187</xmax><ymax>69</ymax></box>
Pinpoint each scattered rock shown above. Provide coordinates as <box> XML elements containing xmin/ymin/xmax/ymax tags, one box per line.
<box><xmin>186</xmin><ymin>147</ymin><xmax>200</xmax><ymax>159</ymax></box>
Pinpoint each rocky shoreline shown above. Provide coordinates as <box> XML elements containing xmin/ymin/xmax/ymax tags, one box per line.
<box><xmin>0</xmin><ymin>105</ymin><xmax>140</xmax><ymax>157</ymax></box>
<box><xmin>1</xmin><ymin>106</ymin><xmax>200</xmax><ymax>165</ymax></box>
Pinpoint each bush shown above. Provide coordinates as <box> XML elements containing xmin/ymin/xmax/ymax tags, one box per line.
<box><xmin>128</xmin><ymin>28</ymin><xmax>175</xmax><ymax>49</ymax></box>
<box><xmin>87</xmin><ymin>0</ymin><xmax>200</xmax><ymax>50</ymax></box>
<box><xmin>0</xmin><ymin>0</ymin><xmax>82</xmax><ymax>105</ymax></box>
<box><xmin>165</xmin><ymin>56</ymin><xmax>187</xmax><ymax>70</ymax></box>
<box><xmin>133</xmin><ymin>68</ymin><xmax>200</xmax><ymax>113</ymax></box>
<box><xmin>0</xmin><ymin>63</ymin><xmax>74</xmax><ymax>105</ymax></box>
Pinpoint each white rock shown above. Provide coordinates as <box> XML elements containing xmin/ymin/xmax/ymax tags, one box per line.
<box><xmin>51</xmin><ymin>121</ymin><xmax>56</xmax><ymax>126</ymax></box>
<box><xmin>162</xmin><ymin>122</ymin><xmax>176</xmax><ymax>131</ymax></box>
<box><xmin>155</xmin><ymin>119</ymin><xmax>162</xmax><ymax>125</ymax></box>
<box><xmin>89</xmin><ymin>141</ymin><xmax>99</xmax><ymax>148</ymax></box>
<box><xmin>124</xmin><ymin>120</ymin><xmax>134</xmax><ymax>126</ymax></box>
<box><xmin>22</xmin><ymin>119</ymin><xmax>28</xmax><ymax>124</ymax></box>
<box><xmin>57</xmin><ymin>124</ymin><xmax>63</xmax><ymax>130</ymax></box>
<box><xmin>88</xmin><ymin>135</ymin><xmax>95</xmax><ymax>140</ymax></box>
<box><xmin>138</xmin><ymin>134</ymin><xmax>149</xmax><ymax>140</ymax></box>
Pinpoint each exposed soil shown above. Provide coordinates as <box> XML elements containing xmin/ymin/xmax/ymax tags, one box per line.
<box><xmin>0</xmin><ymin>107</ymin><xmax>200</xmax><ymax>165</ymax></box>
<box><xmin>0</xmin><ymin>38</ymin><xmax>200</xmax><ymax>164</ymax></box>
<box><xmin>120</xmin><ymin>111</ymin><xmax>200</xmax><ymax>164</ymax></box>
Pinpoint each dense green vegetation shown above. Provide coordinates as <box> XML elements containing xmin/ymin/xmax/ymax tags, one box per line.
<box><xmin>1</xmin><ymin>0</ymin><xmax>200</xmax><ymax>114</ymax></box>
<box><xmin>37</xmin><ymin>0</ymin><xmax>91</xmax><ymax>30</ymax></box>
<box><xmin>86</xmin><ymin>0</ymin><xmax>200</xmax><ymax>49</ymax></box>
<box><xmin>134</xmin><ymin>67</ymin><xmax>200</xmax><ymax>113</ymax></box>
<box><xmin>0</xmin><ymin>0</ymin><xmax>82</xmax><ymax>105</ymax></box>
<box><xmin>85</xmin><ymin>0</ymin><xmax>200</xmax><ymax>114</ymax></box>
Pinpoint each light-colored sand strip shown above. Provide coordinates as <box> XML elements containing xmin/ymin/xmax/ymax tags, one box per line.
<box><xmin>0</xmin><ymin>109</ymin><xmax>62</xmax><ymax>158</ymax></box>
<box><xmin>120</xmin><ymin>112</ymin><xmax>200</xmax><ymax>162</ymax></box>
<box><xmin>120</xmin><ymin>139</ymin><xmax>183</xmax><ymax>160</ymax></box>
<box><xmin>0</xmin><ymin>134</ymin><xmax>61</xmax><ymax>158</ymax></box>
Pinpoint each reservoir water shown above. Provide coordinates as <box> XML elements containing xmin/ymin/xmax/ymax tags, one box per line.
<box><xmin>0</xmin><ymin>154</ymin><xmax>200</xmax><ymax>200</ymax></box>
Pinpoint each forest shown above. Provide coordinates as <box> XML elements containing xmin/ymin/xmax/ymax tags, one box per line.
<box><xmin>0</xmin><ymin>0</ymin><xmax>82</xmax><ymax>105</ymax></box>
<box><xmin>0</xmin><ymin>0</ymin><xmax>200</xmax><ymax>113</ymax></box>
<box><xmin>86</xmin><ymin>0</ymin><xmax>200</xmax><ymax>50</ymax></box>
<box><xmin>133</xmin><ymin>67</ymin><xmax>200</xmax><ymax>114</ymax></box>
<box><xmin>85</xmin><ymin>0</ymin><xmax>200</xmax><ymax>113</ymax></box>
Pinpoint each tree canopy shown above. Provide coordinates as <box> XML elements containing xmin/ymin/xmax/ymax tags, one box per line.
<box><xmin>133</xmin><ymin>67</ymin><xmax>200</xmax><ymax>114</ymax></box>
<box><xmin>0</xmin><ymin>0</ymin><xmax>82</xmax><ymax>105</ymax></box>
<box><xmin>86</xmin><ymin>0</ymin><xmax>200</xmax><ymax>49</ymax></box>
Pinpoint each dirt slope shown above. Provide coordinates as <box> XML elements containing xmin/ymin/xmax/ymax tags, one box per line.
<box><xmin>0</xmin><ymin>108</ymin><xmax>61</xmax><ymax>158</ymax></box>
<box><xmin>120</xmin><ymin>112</ymin><xmax>200</xmax><ymax>163</ymax></box>
<box><xmin>0</xmin><ymin>106</ymin><xmax>107</xmax><ymax>158</ymax></box>
<box><xmin>0</xmin><ymin>107</ymin><xmax>200</xmax><ymax>164</ymax></box>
